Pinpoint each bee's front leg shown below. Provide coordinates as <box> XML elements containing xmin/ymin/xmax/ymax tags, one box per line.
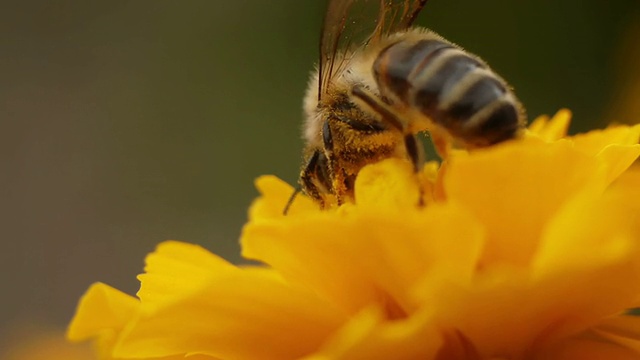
<box><xmin>322</xmin><ymin>119</ymin><xmax>348</xmax><ymax>205</ymax></box>
<box><xmin>289</xmin><ymin>149</ymin><xmax>332</xmax><ymax>213</ymax></box>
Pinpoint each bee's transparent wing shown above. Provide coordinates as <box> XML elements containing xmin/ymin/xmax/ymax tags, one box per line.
<box><xmin>373</xmin><ymin>0</ymin><xmax>429</xmax><ymax>39</ymax></box>
<box><xmin>318</xmin><ymin>0</ymin><xmax>429</xmax><ymax>100</ymax></box>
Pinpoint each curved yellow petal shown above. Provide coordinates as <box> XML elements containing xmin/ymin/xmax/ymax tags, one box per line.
<box><xmin>596</xmin><ymin>144</ymin><xmax>640</xmax><ymax>185</ymax></box>
<box><xmin>66</xmin><ymin>282</ymin><xmax>139</xmax><ymax>359</ymax></box>
<box><xmin>417</xmin><ymin>174</ymin><xmax>640</xmax><ymax>357</ymax></box>
<box><xmin>526</xmin><ymin>114</ymin><xmax>551</xmax><ymax>136</ymax></box>
<box><xmin>354</xmin><ymin>158</ymin><xmax>421</xmax><ymax>210</ymax></box>
<box><xmin>114</xmin><ymin>267</ymin><xmax>346</xmax><ymax>360</ymax></box>
<box><xmin>572</xmin><ymin>124</ymin><xmax>640</xmax><ymax>156</ymax></box>
<box><xmin>531</xmin><ymin>175</ymin><xmax>640</xmax><ymax>335</ymax></box>
<box><xmin>67</xmin><ymin>283</ymin><xmax>138</xmax><ymax>343</ymax></box>
<box><xmin>534</xmin><ymin>179</ymin><xmax>640</xmax><ymax>283</ymax></box>
<box><xmin>304</xmin><ymin>306</ymin><xmax>441</xmax><ymax>360</ymax></box>
<box><xmin>527</xmin><ymin>109</ymin><xmax>572</xmax><ymax>141</ymax></box>
<box><xmin>136</xmin><ymin>241</ymin><xmax>237</xmax><ymax>313</ymax></box>
<box><xmin>415</xmin><ymin>268</ymin><xmax>553</xmax><ymax>357</ymax></box>
<box><xmin>444</xmin><ymin>139</ymin><xmax>605</xmax><ymax>266</ymax></box>
<box><xmin>250</xmin><ymin>175</ymin><xmax>318</xmax><ymax>221</ymax></box>
<box><xmin>242</xmin><ymin>187</ymin><xmax>484</xmax><ymax>315</ymax></box>
<box><xmin>571</xmin><ymin>124</ymin><xmax>640</xmax><ymax>184</ymax></box>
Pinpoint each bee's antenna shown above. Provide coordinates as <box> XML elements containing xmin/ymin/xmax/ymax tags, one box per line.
<box><xmin>283</xmin><ymin>186</ymin><xmax>301</xmax><ymax>215</ymax></box>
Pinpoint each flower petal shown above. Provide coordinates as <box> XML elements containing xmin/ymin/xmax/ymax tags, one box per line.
<box><xmin>66</xmin><ymin>282</ymin><xmax>139</xmax><ymax>359</ymax></box>
<box><xmin>527</xmin><ymin>109</ymin><xmax>572</xmax><ymax>141</ymax></box>
<box><xmin>354</xmin><ymin>159</ymin><xmax>421</xmax><ymax>210</ymax></box>
<box><xmin>572</xmin><ymin>124</ymin><xmax>640</xmax><ymax>156</ymax></box>
<box><xmin>242</xmin><ymin>161</ymin><xmax>484</xmax><ymax>315</ymax></box>
<box><xmin>530</xmin><ymin>176</ymin><xmax>640</xmax><ymax>339</ymax></box>
<box><xmin>418</xmin><ymin>176</ymin><xmax>640</xmax><ymax>356</ymax></box>
<box><xmin>67</xmin><ymin>283</ymin><xmax>138</xmax><ymax>343</ymax></box>
<box><xmin>303</xmin><ymin>306</ymin><xmax>442</xmax><ymax>360</ymax></box>
<box><xmin>444</xmin><ymin>139</ymin><xmax>605</xmax><ymax>266</ymax></box>
<box><xmin>115</xmin><ymin>266</ymin><xmax>346</xmax><ymax>360</ymax></box>
<box><xmin>415</xmin><ymin>267</ymin><xmax>552</xmax><ymax>357</ymax></box>
<box><xmin>250</xmin><ymin>175</ymin><xmax>318</xmax><ymax>221</ymax></box>
<box><xmin>572</xmin><ymin>124</ymin><xmax>640</xmax><ymax>183</ymax></box>
<box><xmin>136</xmin><ymin>241</ymin><xmax>237</xmax><ymax>313</ymax></box>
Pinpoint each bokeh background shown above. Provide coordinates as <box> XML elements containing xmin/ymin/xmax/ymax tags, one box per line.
<box><xmin>2</xmin><ymin>0</ymin><xmax>640</xmax><ymax>350</ymax></box>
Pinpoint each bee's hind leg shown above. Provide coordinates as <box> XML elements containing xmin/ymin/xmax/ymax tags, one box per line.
<box><xmin>428</xmin><ymin>127</ymin><xmax>452</xmax><ymax>160</ymax></box>
<box><xmin>350</xmin><ymin>86</ymin><xmax>424</xmax><ymax>168</ymax></box>
<box><xmin>402</xmin><ymin>132</ymin><xmax>424</xmax><ymax>174</ymax></box>
<box><xmin>350</xmin><ymin>85</ymin><xmax>426</xmax><ymax>206</ymax></box>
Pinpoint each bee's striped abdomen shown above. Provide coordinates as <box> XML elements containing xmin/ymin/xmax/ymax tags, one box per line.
<box><xmin>373</xmin><ymin>37</ymin><xmax>524</xmax><ymax>147</ymax></box>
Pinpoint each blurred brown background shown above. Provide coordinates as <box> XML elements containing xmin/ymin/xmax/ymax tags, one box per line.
<box><xmin>1</xmin><ymin>0</ymin><xmax>639</xmax><ymax>342</ymax></box>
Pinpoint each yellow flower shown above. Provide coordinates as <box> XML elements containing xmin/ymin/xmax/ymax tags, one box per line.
<box><xmin>68</xmin><ymin>110</ymin><xmax>640</xmax><ymax>359</ymax></box>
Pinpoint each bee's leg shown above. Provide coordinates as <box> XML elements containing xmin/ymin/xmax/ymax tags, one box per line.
<box><xmin>351</xmin><ymin>86</ymin><xmax>404</xmax><ymax>131</ymax></box>
<box><xmin>301</xmin><ymin>150</ymin><xmax>326</xmax><ymax>204</ymax></box>
<box><xmin>429</xmin><ymin>128</ymin><xmax>451</xmax><ymax>160</ymax></box>
<box><xmin>350</xmin><ymin>85</ymin><xmax>423</xmax><ymax>171</ymax></box>
<box><xmin>282</xmin><ymin>186</ymin><xmax>301</xmax><ymax>215</ymax></box>
<box><xmin>433</xmin><ymin>135</ymin><xmax>449</xmax><ymax>159</ymax></box>
<box><xmin>283</xmin><ymin>149</ymin><xmax>331</xmax><ymax>215</ymax></box>
<box><xmin>403</xmin><ymin>133</ymin><xmax>424</xmax><ymax>173</ymax></box>
<box><xmin>287</xmin><ymin>150</ymin><xmax>327</xmax><ymax>214</ymax></box>
<box><xmin>404</xmin><ymin>132</ymin><xmax>426</xmax><ymax>206</ymax></box>
<box><xmin>350</xmin><ymin>85</ymin><xmax>425</xmax><ymax>205</ymax></box>
<box><xmin>322</xmin><ymin>119</ymin><xmax>346</xmax><ymax>205</ymax></box>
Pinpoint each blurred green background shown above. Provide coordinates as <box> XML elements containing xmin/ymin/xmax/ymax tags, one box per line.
<box><xmin>1</xmin><ymin>0</ymin><xmax>639</xmax><ymax>342</ymax></box>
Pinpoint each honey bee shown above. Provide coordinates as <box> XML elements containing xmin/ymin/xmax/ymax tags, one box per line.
<box><xmin>287</xmin><ymin>0</ymin><xmax>526</xmax><ymax>211</ymax></box>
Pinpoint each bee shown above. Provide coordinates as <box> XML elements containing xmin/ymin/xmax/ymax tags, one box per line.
<box><xmin>287</xmin><ymin>0</ymin><xmax>526</xmax><ymax>211</ymax></box>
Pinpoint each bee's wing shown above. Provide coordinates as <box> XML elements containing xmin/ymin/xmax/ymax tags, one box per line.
<box><xmin>373</xmin><ymin>0</ymin><xmax>429</xmax><ymax>39</ymax></box>
<box><xmin>318</xmin><ymin>0</ymin><xmax>429</xmax><ymax>100</ymax></box>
